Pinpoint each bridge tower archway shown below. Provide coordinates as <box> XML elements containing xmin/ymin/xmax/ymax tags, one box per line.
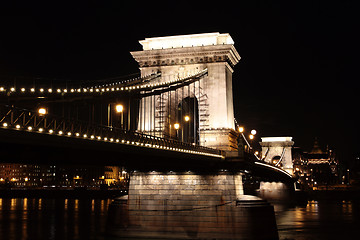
<box><xmin>176</xmin><ymin>97</ymin><xmax>199</xmax><ymax>144</ymax></box>
<box><xmin>131</xmin><ymin>33</ymin><xmax>241</xmax><ymax>151</ymax></box>
<box><xmin>260</xmin><ymin>137</ymin><xmax>294</xmax><ymax>175</ymax></box>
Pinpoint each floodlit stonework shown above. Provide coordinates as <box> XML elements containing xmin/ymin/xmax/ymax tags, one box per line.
<box><xmin>113</xmin><ymin>171</ymin><xmax>278</xmax><ymax>239</ymax></box>
<box><xmin>260</xmin><ymin>137</ymin><xmax>294</xmax><ymax>175</ymax></box>
<box><xmin>131</xmin><ymin>32</ymin><xmax>241</xmax><ymax>151</ymax></box>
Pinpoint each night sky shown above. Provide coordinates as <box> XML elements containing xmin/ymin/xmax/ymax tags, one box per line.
<box><xmin>0</xmin><ymin>1</ymin><xmax>358</xmax><ymax>163</ymax></box>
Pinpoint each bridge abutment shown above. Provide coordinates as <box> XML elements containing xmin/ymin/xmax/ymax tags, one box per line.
<box><xmin>257</xmin><ymin>181</ymin><xmax>293</xmax><ymax>202</ymax></box>
<box><xmin>128</xmin><ymin>171</ymin><xmax>242</xmax><ymax>211</ymax></box>
<box><xmin>112</xmin><ymin>171</ymin><xmax>278</xmax><ymax>239</ymax></box>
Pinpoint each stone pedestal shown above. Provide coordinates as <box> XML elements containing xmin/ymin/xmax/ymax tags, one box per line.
<box><xmin>200</xmin><ymin>128</ymin><xmax>238</xmax><ymax>151</ymax></box>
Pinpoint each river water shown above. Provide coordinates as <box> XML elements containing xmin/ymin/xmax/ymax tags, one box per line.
<box><xmin>0</xmin><ymin>197</ymin><xmax>359</xmax><ymax>239</ymax></box>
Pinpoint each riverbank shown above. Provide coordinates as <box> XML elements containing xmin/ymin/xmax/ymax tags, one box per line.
<box><xmin>0</xmin><ymin>188</ymin><xmax>127</xmax><ymax>198</ymax></box>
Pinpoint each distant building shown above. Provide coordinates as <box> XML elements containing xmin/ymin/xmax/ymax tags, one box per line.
<box><xmin>0</xmin><ymin>163</ymin><xmax>129</xmax><ymax>189</ymax></box>
<box><xmin>293</xmin><ymin>138</ymin><xmax>339</xmax><ymax>189</ymax></box>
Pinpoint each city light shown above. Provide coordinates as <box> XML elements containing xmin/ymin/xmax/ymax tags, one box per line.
<box><xmin>238</xmin><ymin>126</ymin><xmax>244</xmax><ymax>133</ymax></box>
<box><xmin>174</xmin><ymin>123</ymin><xmax>180</xmax><ymax>130</ymax></box>
<box><xmin>251</xmin><ymin>129</ymin><xmax>257</xmax><ymax>135</ymax></box>
<box><xmin>184</xmin><ymin>116</ymin><xmax>190</xmax><ymax>122</ymax></box>
<box><xmin>249</xmin><ymin>134</ymin><xmax>254</xmax><ymax>140</ymax></box>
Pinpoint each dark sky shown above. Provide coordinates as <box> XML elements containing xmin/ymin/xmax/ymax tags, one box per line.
<box><xmin>0</xmin><ymin>1</ymin><xmax>358</xmax><ymax>162</ymax></box>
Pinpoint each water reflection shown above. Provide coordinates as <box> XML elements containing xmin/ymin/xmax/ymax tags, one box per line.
<box><xmin>0</xmin><ymin>198</ymin><xmax>112</xmax><ymax>240</ymax></box>
<box><xmin>276</xmin><ymin>200</ymin><xmax>360</xmax><ymax>240</ymax></box>
<box><xmin>1</xmin><ymin>197</ymin><xmax>360</xmax><ymax>240</ymax></box>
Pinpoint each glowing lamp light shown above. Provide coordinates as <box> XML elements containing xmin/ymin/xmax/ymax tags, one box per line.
<box><xmin>38</xmin><ymin>108</ymin><xmax>47</xmax><ymax>115</ymax></box>
<box><xmin>238</xmin><ymin>126</ymin><xmax>244</xmax><ymax>133</ymax></box>
<box><xmin>184</xmin><ymin>116</ymin><xmax>190</xmax><ymax>122</ymax></box>
<box><xmin>115</xmin><ymin>104</ymin><xmax>124</xmax><ymax>113</ymax></box>
<box><xmin>249</xmin><ymin>134</ymin><xmax>254</xmax><ymax>140</ymax></box>
<box><xmin>174</xmin><ymin>123</ymin><xmax>180</xmax><ymax>130</ymax></box>
<box><xmin>251</xmin><ymin>129</ymin><xmax>257</xmax><ymax>135</ymax></box>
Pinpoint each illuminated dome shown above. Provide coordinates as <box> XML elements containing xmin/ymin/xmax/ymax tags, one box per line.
<box><xmin>310</xmin><ymin>138</ymin><xmax>324</xmax><ymax>154</ymax></box>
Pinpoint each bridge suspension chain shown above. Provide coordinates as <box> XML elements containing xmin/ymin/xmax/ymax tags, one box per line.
<box><xmin>0</xmin><ymin>69</ymin><xmax>207</xmax><ymax>100</ymax></box>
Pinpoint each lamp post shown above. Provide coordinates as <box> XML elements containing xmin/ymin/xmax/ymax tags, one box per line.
<box><xmin>184</xmin><ymin>115</ymin><xmax>190</xmax><ymax>143</ymax></box>
<box><xmin>37</xmin><ymin>107</ymin><xmax>47</xmax><ymax>129</ymax></box>
<box><xmin>174</xmin><ymin>123</ymin><xmax>180</xmax><ymax>140</ymax></box>
<box><xmin>115</xmin><ymin>104</ymin><xmax>124</xmax><ymax>129</ymax></box>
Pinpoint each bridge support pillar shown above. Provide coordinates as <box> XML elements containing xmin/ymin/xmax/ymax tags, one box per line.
<box><xmin>257</xmin><ymin>181</ymin><xmax>294</xmax><ymax>202</ymax></box>
<box><xmin>113</xmin><ymin>171</ymin><xmax>278</xmax><ymax>239</ymax></box>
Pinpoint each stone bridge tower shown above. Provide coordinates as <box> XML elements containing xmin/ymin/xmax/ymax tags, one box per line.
<box><xmin>131</xmin><ymin>32</ymin><xmax>241</xmax><ymax>151</ymax></box>
<box><xmin>260</xmin><ymin>137</ymin><xmax>294</xmax><ymax>175</ymax></box>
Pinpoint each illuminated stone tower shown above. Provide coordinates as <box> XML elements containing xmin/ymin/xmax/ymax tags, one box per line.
<box><xmin>260</xmin><ymin>137</ymin><xmax>294</xmax><ymax>175</ymax></box>
<box><xmin>131</xmin><ymin>33</ymin><xmax>241</xmax><ymax>151</ymax></box>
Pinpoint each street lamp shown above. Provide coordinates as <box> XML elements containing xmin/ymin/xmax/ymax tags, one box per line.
<box><xmin>184</xmin><ymin>116</ymin><xmax>190</xmax><ymax>142</ymax></box>
<box><xmin>238</xmin><ymin>126</ymin><xmax>244</xmax><ymax>133</ymax></box>
<box><xmin>38</xmin><ymin>107</ymin><xmax>47</xmax><ymax>115</ymax></box>
<box><xmin>249</xmin><ymin>134</ymin><xmax>254</xmax><ymax>140</ymax></box>
<box><xmin>115</xmin><ymin>104</ymin><xmax>124</xmax><ymax>129</ymax></box>
<box><xmin>174</xmin><ymin>123</ymin><xmax>180</xmax><ymax>140</ymax></box>
<box><xmin>115</xmin><ymin>104</ymin><xmax>123</xmax><ymax>113</ymax></box>
<box><xmin>251</xmin><ymin>129</ymin><xmax>257</xmax><ymax>135</ymax></box>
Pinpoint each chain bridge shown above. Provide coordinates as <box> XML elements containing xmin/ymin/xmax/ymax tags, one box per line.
<box><xmin>0</xmin><ymin>32</ymin><xmax>297</xmax><ymax>239</ymax></box>
<box><xmin>0</xmin><ymin>33</ymin><xmax>293</xmax><ymax>179</ymax></box>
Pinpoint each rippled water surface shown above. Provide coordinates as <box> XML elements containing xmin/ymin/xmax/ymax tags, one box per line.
<box><xmin>0</xmin><ymin>197</ymin><xmax>359</xmax><ymax>239</ymax></box>
<box><xmin>275</xmin><ymin>200</ymin><xmax>360</xmax><ymax>240</ymax></box>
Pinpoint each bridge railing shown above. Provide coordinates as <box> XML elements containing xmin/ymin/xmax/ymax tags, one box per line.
<box><xmin>0</xmin><ymin>104</ymin><xmax>224</xmax><ymax>158</ymax></box>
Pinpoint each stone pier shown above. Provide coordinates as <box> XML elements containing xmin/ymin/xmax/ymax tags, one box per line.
<box><xmin>257</xmin><ymin>181</ymin><xmax>293</xmax><ymax>202</ymax></box>
<box><xmin>111</xmin><ymin>171</ymin><xmax>278</xmax><ymax>239</ymax></box>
